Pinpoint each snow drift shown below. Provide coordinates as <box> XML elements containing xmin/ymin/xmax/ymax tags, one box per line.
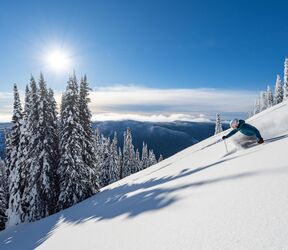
<box><xmin>1</xmin><ymin>101</ymin><xmax>288</xmax><ymax>250</ymax></box>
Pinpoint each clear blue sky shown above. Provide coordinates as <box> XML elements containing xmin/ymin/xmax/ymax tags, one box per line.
<box><xmin>1</xmin><ymin>0</ymin><xmax>288</xmax><ymax>90</ymax></box>
<box><xmin>0</xmin><ymin>0</ymin><xmax>288</xmax><ymax>121</ymax></box>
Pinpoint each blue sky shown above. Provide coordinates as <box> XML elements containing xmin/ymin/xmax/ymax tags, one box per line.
<box><xmin>0</xmin><ymin>0</ymin><xmax>288</xmax><ymax>121</ymax></box>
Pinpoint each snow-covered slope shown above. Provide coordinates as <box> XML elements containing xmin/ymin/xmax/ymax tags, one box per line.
<box><xmin>1</xmin><ymin>101</ymin><xmax>288</xmax><ymax>250</ymax></box>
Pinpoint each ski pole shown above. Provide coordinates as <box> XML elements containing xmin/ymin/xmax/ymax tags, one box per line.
<box><xmin>223</xmin><ymin>139</ymin><xmax>228</xmax><ymax>153</ymax></box>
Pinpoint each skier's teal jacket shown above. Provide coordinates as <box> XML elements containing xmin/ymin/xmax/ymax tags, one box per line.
<box><xmin>224</xmin><ymin>120</ymin><xmax>263</xmax><ymax>140</ymax></box>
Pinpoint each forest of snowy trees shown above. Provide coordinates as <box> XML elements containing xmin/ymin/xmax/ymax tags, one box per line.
<box><xmin>0</xmin><ymin>74</ymin><xmax>162</xmax><ymax>230</ymax></box>
<box><xmin>250</xmin><ymin>58</ymin><xmax>288</xmax><ymax>116</ymax></box>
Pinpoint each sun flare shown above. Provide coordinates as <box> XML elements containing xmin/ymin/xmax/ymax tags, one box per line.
<box><xmin>45</xmin><ymin>49</ymin><xmax>71</xmax><ymax>72</ymax></box>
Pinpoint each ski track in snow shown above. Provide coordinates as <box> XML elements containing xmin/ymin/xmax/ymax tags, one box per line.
<box><xmin>0</xmin><ymin>101</ymin><xmax>288</xmax><ymax>250</ymax></box>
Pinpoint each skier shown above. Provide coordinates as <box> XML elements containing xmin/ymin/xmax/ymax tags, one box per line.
<box><xmin>222</xmin><ymin>119</ymin><xmax>264</xmax><ymax>144</ymax></box>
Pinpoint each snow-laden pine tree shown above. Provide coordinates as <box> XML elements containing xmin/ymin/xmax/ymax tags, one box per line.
<box><xmin>266</xmin><ymin>86</ymin><xmax>274</xmax><ymax>108</ymax></box>
<box><xmin>0</xmin><ymin>158</ymin><xmax>8</xmax><ymax>230</ymax></box>
<box><xmin>23</xmin><ymin>75</ymin><xmax>42</xmax><ymax>221</ymax></box>
<box><xmin>118</xmin><ymin>147</ymin><xmax>123</xmax><ymax>177</ymax></box>
<box><xmin>58</xmin><ymin>74</ymin><xmax>94</xmax><ymax>210</ymax></box>
<box><xmin>94</xmin><ymin>127</ymin><xmax>102</xmax><ymax>172</ymax></box>
<box><xmin>79</xmin><ymin>76</ymin><xmax>99</xmax><ymax>193</ymax></box>
<box><xmin>59</xmin><ymin>92</ymin><xmax>66</xmax><ymax>132</ymax></box>
<box><xmin>16</xmin><ymin>84</ymin><xmax>32</xmax><ymax>223</ymax></box>
<box><xmin>22</xmin><ymin>74</ymin><xmax>59</xmax><ymax>222</ymax></box>
<box><xmin>45</xmin><ymin>88</ymin><xmax>60</xmax><ymax>212</ymax></box>
<box><xmin>214</xmin><ymin>113</ymin><xmax>223</xmax><ymax>135</ymax></box>
<box><xmin>253</xmin><ymin>98</ymin><xmax>261</xmax><ymax>115</ymax></box>
<box><xmin>284</xmin><ymin>58</ymin><xmax>288</xmax><ymax>100</ymax></box>
<box><xmin>98</xmin><ymin>136</ymin><xmax>111</xmax><ymax>187</ymax></box>
<box><xmin>259</xmin><ymin>91</ymin><xmax>268</xmax><ymax>111</ymax></box>
<box><xmin>148</xmin><ymin>149</ymin><xmax>157</xmax><ymax>167</ymax></box>
<box><xmin>122</xmin><ymin>128</ymin><xmax>136</xmax><ymax>178</ymax></box>
<box><xmin>47</xmin><ymin>87</ymin><xmax>60</xmax><ymax>182</ymax></box>
<box><xmin>4</xmin><ymin>131</ymin><xmax>11</xmax><ymax>181</ymax></box>
<box><xmin>158</xmin><ymin>154</ymin><xmax>163</xmax><ymax>162</ymax></box>
<box><xmin>36</xmin><ymin>78</ymin><xmax>59</xmax><ymax>217</ymax></box>
<box><xmin>141</xmin><ymin>142</ymin><xmax>149</xmax><ymax>169</ymax></box>
<box><xmin>20</xmin><ymin>77</ymin><xmax>40</xmax><ymax>222</ymax></box>
<box><xmin>135</xmin><ymin>149</ymin><xmax>141</xmax><ymax>173</ymax></box>
<box><xmin>108</xmin><ymin>132</ymin><xmax>120</xmax><ymax>184</ymax></box>
<box><xmin>6</xmin><ymin>84</ymin><xmax>23</xmax><ymax>227</ymax></box>
<box><xmin>274</xmin><ymin>74</ymin><xmax>283</xmax><ymax>105</ymax></box>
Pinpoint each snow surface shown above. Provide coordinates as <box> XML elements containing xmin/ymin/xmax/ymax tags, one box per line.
<box><xmin>1</xmin><ymin>101</ymin><xmax>288</xmax><ymax>250</ymax></box>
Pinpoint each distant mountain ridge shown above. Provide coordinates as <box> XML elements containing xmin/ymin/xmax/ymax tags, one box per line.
<box><xmin>93</xmin><ymin>120</ymin><xmax>229</xmax><ymax>158</ymax></box>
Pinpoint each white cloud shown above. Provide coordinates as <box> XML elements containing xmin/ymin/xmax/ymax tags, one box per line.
<box><xmin>0</xmin><ymin>92</ymin><xmax>13</xmax><ymax>122</ymax></box>
<box><xmin>92</xmin><ymin>113</ymin><xmax>211</xmax><ymax>122</ymax></box>
<box><xmin>87</xmin><ymin>85</ymin><xmax>258</xmax><ymax>114</ymax></box>
<box><xmin>0</xmin><ymin>85</ymin><xmax>258</xmax><ymax>122</ymax></box>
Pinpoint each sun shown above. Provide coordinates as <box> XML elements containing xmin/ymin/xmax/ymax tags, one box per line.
<box><xmin>45</xmin><ymin>49</ymin><xmax>71</xmax><ymax>72</ymax></box>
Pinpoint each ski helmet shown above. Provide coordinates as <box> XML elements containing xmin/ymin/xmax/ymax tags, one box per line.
<box><xmin>230</xmin><ymin>118</ymin><xmax>239</xmax><ymax>128</ymax></box>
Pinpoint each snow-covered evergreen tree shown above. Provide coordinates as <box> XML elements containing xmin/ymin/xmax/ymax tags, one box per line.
<box><xmin>135</xmin><ymin>149</ymin><xmax>141</xmax><ymax>173</ymax></box>
<box><xmin>108</xmin><ymin>132</ymin><xmax>120</xmax><ymax>184</ymax></box>
<box><xmin>21</xmin><ymin>74</ymin><xmax>60</xmax><ymax>222</ymax></box>
<box><xmin>274</xmin><ymin>74</ymin><xmax>283</xmax><ymax>105</ymax></box>
<box><xmin>48</xmin><ymin>88</ymin><xmax>60</xmax><ymax>170</ymax></box>
<box><xmin>59</xmin><ymin>92</ymin><xmax>66</xmax><ymax>132</ymax></box>
<box><xmin>98</xmin><ymin>136</ymin><xmax>111</xmax><ymax>187</ymax></box>
<box><xmin>94</xmin><ymin>127</ymin><xmax>102</xmax><ymax>169</ymax></box>
<box><xmin>58</xmin><ymin>74</ymin><xmax>94</xmax><ymax>209</ymax></box>
<box><xmin>36</xmin><ymin>77</ymin><xmax>59</xmax><ymax>217</ymax></box>
<box><xmin>45</xmin><ymin>88</ymin><xmax>60</xmax><ymax>212</ymax></box>
<box><xmin>259</xmin><ymin>91</ymin><xmax>268</xmax><ymax>111</ymax></box>
<box><xmin>19</xmin><ymin>77</ymin><xmax>40</xmax><ymax>222</ymax></box>
<box><xmin>266</xmin><ymin>85</ymin><xmax>274</xmax><ymax>108</ymax></box>
<box><xmin>0</xmin><ymin>159</ymin><xmax>8</xmax><ymax>230</ymax></box>
<box><xmin>141</xmin><ymin>142</ymin><xmax>149</xmax><ymax>170</ymax></box>
<box><xmin>17</xmin><ymin>84</ymin><xmax>32</xmax><ymax>223</ymax></box>
<box><xmin>6</xmin><ymin>84</ymin><xmax>23</xmax><ymax>227</ymax></box>
<box><xmin>148</xmin><ymin>149</ymin><xmax>157</xmax><ymax>167</ymax></box>
<box><xmin>4</xmin><ymin>131</ymin><xmax>11</xmax><ymax>180</ymax></box>
<box><xmin>284</xmin><ymin>58</ymin><xmax>288</xmax><ymax>100</ymax></box>
<box><xmin>253</xmin><ymin>98</ymin><xmax>261</xmax><ymax>115</ymax></box>
<box><xmin>122</xmin><ymin>128</ymin><xmax>136</xmax><ymax>178</ymax></box>
<box><xmin>24</xmin><ymin>74</ymin><xmax>45</xmax><ymax>221</ymax></box>
<box><xmin>158</xmin><ymin>154</ymin><xmax>163</xmax><ymax>162</ymax></box>
<box><xmin>214</xmin><ymin>113</ymin><xmax>223</xmax><ymax>135</ymax></box>
<box><xmin>79</xmin><ymin>76</ymin><xmax>99</xmax><ymax>193</ymax></box>
<box><xmin>118</xmin><ymin>147</ymin><xmax>123</xmax><ymax>178</ymax></box>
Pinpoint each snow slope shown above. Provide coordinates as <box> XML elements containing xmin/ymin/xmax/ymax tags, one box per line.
<box><xmin>1</xmin><ymin>101</ymin><xmax>288</xmax><ymax>250</ymax></box>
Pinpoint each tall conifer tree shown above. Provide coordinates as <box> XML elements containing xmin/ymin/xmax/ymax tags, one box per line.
<box><xmin>58</xmin><ymin>74</ymin><xmax>94</xmax><ymax>209</ymax></box>
<box><xmin>79</xmin><ymin>76</ymin><xmax>99</xmax><ymax>193</ymax></box>
<box><xmin>284</xmin><ymin>58</ymin><xmax>288</xmax><ymax>100</ymax></box>
<box><xmin>109</xmin><ymin>132</ymin><xmax>120</xmax><ymax>184</ymax></box>
<box><xmin>214</xmin><ymin>113</ymin><xmax>223</xmax><ymax>135</ymax></box>
<box><xmin>0</xmin><ymin>159</ymin><xmax>8</xmax><ymax>230</ymax></box>
<box><xmin>274</xmin><ymin>74</ymin><xmax>283</xmax><ymax>104</ymax></box>
<box><xmin>6</xmin><ymin>84</ymin><xmax>23</xmax><ymax>227</ymax></box>
<box><xmin>122</xmin><ymin>128</ymin><xmax>136</xmax><ymax>178</ymax></box>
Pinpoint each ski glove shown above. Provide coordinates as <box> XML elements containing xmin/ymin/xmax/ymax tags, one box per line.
<box><xmin>222</xmin><ymin>136</ymin><xmax>227</xmax><ymax>140</ymax></box>
<box><xmin>257</xmin><ymin>138</ymin><xmax>264</xmax><ymax>144</ymax></box>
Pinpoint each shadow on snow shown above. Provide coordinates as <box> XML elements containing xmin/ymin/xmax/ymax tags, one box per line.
<box><xmin>1</xmin><ymin>141</ymin><xmax>288</xmax><ymax>249</ymax></box>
